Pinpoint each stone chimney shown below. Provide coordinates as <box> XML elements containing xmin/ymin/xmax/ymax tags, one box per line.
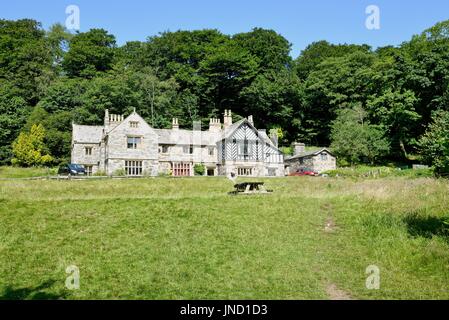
<box><xmin>209</xmin><ymin>118</ymin><xmax>221</xmax><ymax>132</ymax></box>
<box><xmin>248</xmin><ymin>115</ymin><xmax>254</xmax><ymax>126</ymax></box>
<box><xmin>270</xmin><ymin>131</ymin><xmax>279</xmax><ymax>148</ymax></box>
<box><xmin>104</xmin><ymin>109</ymin><xmax>110</xmax><ymax>126</ymax></box>
<box><xmin>292</xmin><ymin>142</ymin><xmax>305</xmax><ymax>155</ymax></box>
<box><xmin>193</xmin><ymin>120</ymin><xmax>201</xmax><ymax>149</ymax></box>
<box><xmin>172</xmin><ymin>118</ymin><xmax>179</xmax><ymax>130</ymax></box>
<box><xmin>223</xmin><ymin>109</ymin><xmax>233</xmax><ymax>129</ymax></box>
<box><xmin>105</xmin><ymin>110</ymin><xmax>124</xmax><ymax>131</ymax></box>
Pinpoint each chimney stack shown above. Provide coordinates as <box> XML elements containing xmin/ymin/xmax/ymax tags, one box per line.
<box><xmin>223</xmin><ymin>109</ymin><xmax>233</xmax><ymax>129</ymax></box>
<box><xmin>104</xmin><ymin>109</ymin><xmax>110</xmax><ymax>126</ymax></box>
<box><xmin>104</xmin><ymin>111</ymin><xmax>124</xmax><ymax>131</ymax></box>
<box><xmin>292</xmin><ymin>142</ymin><xmax>305</xmax><ymax>155</ymax></box>
<box><xmin>172</xmin><ymin>118</ymin><xmax>179</xmax><ymax>130</ymax></box>
<box><xmin>209</xmin><ymin>118</ymin><xmax>221</xmax><ymax>132</ymax></box>
<box><xmin>248</xmin><ymin>115</ymin><xmax>254</xmax><ymax>126</ymax></box>
<box><xmin>270</xmin><ymin>131</ymin><xmax>279</xmax><ymax>148</ymax></box>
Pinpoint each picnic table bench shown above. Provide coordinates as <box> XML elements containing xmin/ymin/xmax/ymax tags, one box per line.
<box><xmin>229</xmin><ymin>182</ymin><xmax>273</xmax><ymax>195</ymax></box>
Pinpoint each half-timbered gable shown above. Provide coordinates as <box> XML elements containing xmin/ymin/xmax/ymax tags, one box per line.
<box><xmin>217</xmin><ymin>118</ymin><xmax>284</xmax><ymax>177</ymax></box>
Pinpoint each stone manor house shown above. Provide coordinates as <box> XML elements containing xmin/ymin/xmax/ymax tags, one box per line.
<box><xmin>71</xmin><ymin>109</ymin><xmax>285</xmax><ymax>177</ymax></box>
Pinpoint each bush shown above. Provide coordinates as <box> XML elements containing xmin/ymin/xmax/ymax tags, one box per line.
<box><xmin>194</xmin><ymin>164</ymin><xmax>205</xmax><ymax>176</ymax></box>
<box><xmin>11</xmin><ymin>124</ymin><xmax>54</xmax><ymax>167</ymax></box>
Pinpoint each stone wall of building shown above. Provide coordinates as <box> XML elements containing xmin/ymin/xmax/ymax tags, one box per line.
<box><xmin>105</xmin><ymin>112</ymin><xmax>159</xmax><ymax>175</ymax></box>
<box><xmin>72</xmin><ymin>110</ymin><xmax>284</xmax><ymax>177</ymax></box>
<box><xmin>285</xmin><ymin>152</ymin><xmax>336</xmax><ymax>174</ymax></box>
<box><xmin>311</xmin><ymin>153</ymin><xmax>337</xmax><ymax>173</ymax></box>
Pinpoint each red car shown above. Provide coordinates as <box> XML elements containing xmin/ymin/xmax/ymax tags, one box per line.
<box><xmin>289</xmin><ymin>168</ymin><xmax>319</xmax><ymax>176</ymax></box>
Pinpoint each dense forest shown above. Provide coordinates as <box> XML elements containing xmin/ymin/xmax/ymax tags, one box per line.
<box><xmin>1</xmin><ymin>19</ymin><xmax>449</xmax><ymax>173</ymax></box>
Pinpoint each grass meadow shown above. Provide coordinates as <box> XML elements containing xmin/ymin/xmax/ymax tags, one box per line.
<box><xmin>0</xmin><ymin>174</ymin><xmax>448</xmax><ymax>299</ymax></box>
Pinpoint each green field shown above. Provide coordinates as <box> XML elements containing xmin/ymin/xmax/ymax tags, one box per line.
<box><xmin>1</xmin><ymin>175</ymin><xmax>449</xmax><ymax>299</ymax></box>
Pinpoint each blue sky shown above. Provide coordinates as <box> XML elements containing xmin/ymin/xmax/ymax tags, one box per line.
<box><xmin>2</xmin><ymin>0</ymin><xmax>449</xmax><ymax>57</ymax></box>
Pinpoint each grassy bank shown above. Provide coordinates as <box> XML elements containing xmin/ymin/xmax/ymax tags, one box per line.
<box><xmin>0</xmin><ymin>176</ymin><xmax>448</xmax><ymax>299</ymax></box>
<box><xmin>0</xmin><ymin>166</ymin><xmax>56</xmax><ymax>179</ymax></box>
<box><xmin>324</xmin><ymin>165</ymin><xmax>433</xmax><ymax>179</ymax></box>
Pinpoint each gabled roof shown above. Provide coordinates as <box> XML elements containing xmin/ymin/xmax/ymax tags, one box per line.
<box><xmin>106</xmin><ymin>111</ymin><xmax>155</xmax><ymax>136</ymax></box>
<box><xmin>223</xmin><ymin>118</ymin><xmax>247</xmax><ymax>139</ymax></box>
<box><xmin>258</xmin><ymin>129</ymin><xmax>278</xmax><ymax>148</ymax></box>
<box><xmin>222</xmin><ymin>118</ymin><xmax>279</xmax><ymax>149</ymax></box>
<box><xmin>72</xmin><ymin>124</ymin><xmax>103</xmax><ymax>144</ymax></box>
<box><xmin>285</xmin><ymin>148</ymin><xmax>334</xmax><ymax>161</ymax></box>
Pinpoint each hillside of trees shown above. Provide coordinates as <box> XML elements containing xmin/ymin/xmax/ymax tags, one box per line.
<box><xmin>1</xmin><ymin>19</ymin><xmax>449</xmax><ymax>173</ymax></box>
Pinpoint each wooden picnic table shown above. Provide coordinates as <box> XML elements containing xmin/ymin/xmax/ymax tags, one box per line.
<box><xmin>229</xmin><ymin>182</ymin><xmax>273</xmax><ymax>195</ymax></box>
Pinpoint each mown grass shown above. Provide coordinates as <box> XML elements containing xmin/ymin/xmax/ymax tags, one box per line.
<box><xmin>0</xmin><ymin>176</ymin><xmax>448</xmax><ymax>299</ymax></box>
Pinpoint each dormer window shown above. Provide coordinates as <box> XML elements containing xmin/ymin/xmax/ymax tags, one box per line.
<box><xmin>130</xmin><ymin>121</ymin><xmax>139</xmax><ymax>128</ymax></box>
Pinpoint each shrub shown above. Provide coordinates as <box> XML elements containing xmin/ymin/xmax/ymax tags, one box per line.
<box><xmin>194</xmin><ymin>164</ymin><xmax>205</xmax><ymax>176</ymax></box>
<box><xmin>11</xmin><ymin>124</ymin><xmax>54</xmax><ymax>167</ymax></box>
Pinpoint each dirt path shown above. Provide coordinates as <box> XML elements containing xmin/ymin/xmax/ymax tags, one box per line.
<box><xmin>326</xmin><ymin>283</ymin><xmax>353</xmax><ymax>300</ymax></box>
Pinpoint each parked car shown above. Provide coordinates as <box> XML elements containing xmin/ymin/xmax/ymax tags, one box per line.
<box><xmin>289</xmin><ymin>168</ymin><xmax>319</xmax><ymax>177</ymax></box>
<box><xmin>58</xmin><ymin>164</ymin><xmax>86</xmax><ymax>176</ymax></box>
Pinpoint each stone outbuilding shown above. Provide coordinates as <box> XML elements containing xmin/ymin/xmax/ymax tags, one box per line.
<box><xmin>284</xmin><ymin>143</ymin><xmax>337</xmax><ymax>174</ymax></box>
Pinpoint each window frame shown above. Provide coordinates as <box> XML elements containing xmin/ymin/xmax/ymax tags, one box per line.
<box><xmin>84</xmin><ymin>165</ymin><xmax>93</xmax><ymax>176</ymax></box>
<box><xmin>124</xmin><ymin>160</ymin><xmax>143</xmax><ymax>176</ymax></box>
<box><xmin>85</xmin><ymin>147</ymin><xmax>93</xmax><ymax>156</ymax></box>
<box><xmin>161</xmin><ymin>145</ymin><xmax>169</xmax><ymax>154</ymax></box>
<box><xmin>183</xmin><ymin>145</ymin><xmax>194</xmax><ymax>154</ymax></box>
<box><xmin>127</xmin><ymin>136</ymin><xmax>142</xmax><ymax>149</ymax></box>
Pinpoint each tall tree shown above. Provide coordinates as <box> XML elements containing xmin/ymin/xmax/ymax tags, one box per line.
<box><xmin>46</xmin><ymin>23</ymin><xmax>73</xmax><ymax>73</ymax></box>
<box><xmin>233</xmin><ymin>28</ymin><xmax>292</xmax><ymax>72</ymax></box>
<box><xmin>330</xmin><ymin>107</ymin><xmax>390</xmax><ymax>165</ymax></box>
<box><xmin>62</xmin><ymin>28</ymin><xmax>116</xmax><ymax>78</ymax></box>
<box><xmin>418</xmin><ymin>110</ymin><xmax>449</xmax><ymax>176</ymax></box>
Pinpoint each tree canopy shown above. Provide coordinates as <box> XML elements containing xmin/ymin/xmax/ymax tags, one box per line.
<box><xmin>1</xmin><ymin>18</ymin><xmax>449</xmax><ymax>171</ymax></box>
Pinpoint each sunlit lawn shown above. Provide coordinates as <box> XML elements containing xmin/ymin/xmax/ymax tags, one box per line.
<box><xmin>1</xmin><ymin>175</ymin><xmax>448</xmax><ymax>299</ymax></box>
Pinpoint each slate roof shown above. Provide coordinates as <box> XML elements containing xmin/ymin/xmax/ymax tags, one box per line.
<box><xmin>72</xmin><ymin>115</ymin><xmax>279</xmax><ymax>149</ymax></box>
<box><xmin>257</xmin><ymin>129</ymin><xmax>278</xmax><ymax>148</ymax></box>
<box><xmin>154</xmin><ymin>129</ymin><xmax>221</xmax><ymax>146</ymax></box>
<box><xmin>72</xmin><ymin>124</ymin><xmax>103</xmax><ymax>144</ymax></box>
<box><xmin>284</xmin><ymin>148</ymin><xmax>334</xmax><ymax>161</ymax></box>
